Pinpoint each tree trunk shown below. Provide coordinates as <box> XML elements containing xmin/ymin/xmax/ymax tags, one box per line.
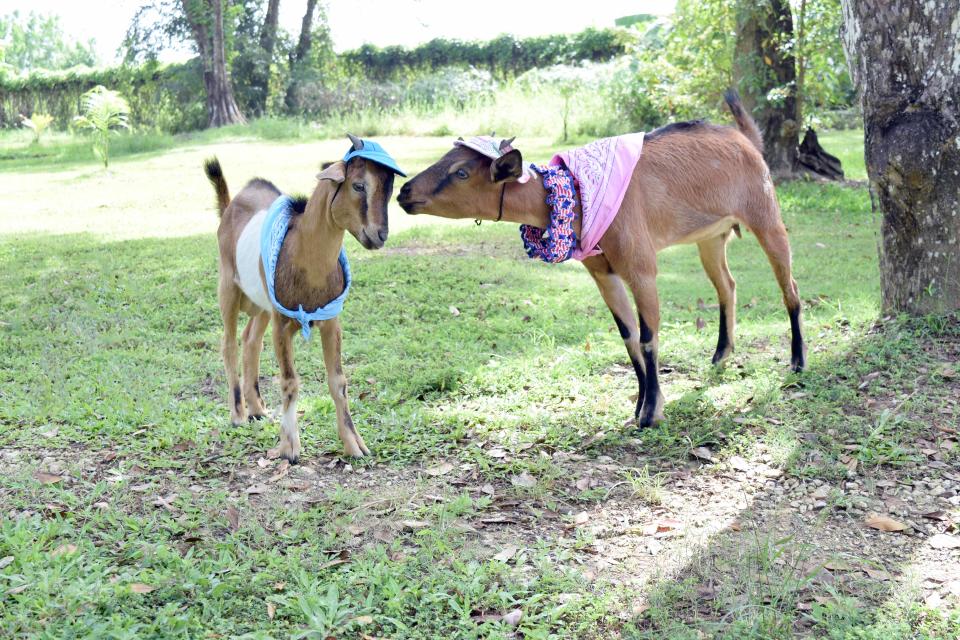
<box><xmin>252</xmin><ymin>0</ymin><xmax>281</xmax><ymax>116</ymax></box>
<box><xmin>181</xmin><ymin>0</ymin><xmax>245</xmax><ymax>128</ymax></box>
<box><xmin>797</xmin><ymin>128</ymin><xmax>843</xmax><ymax>180</ymax></box>
<box><xmin>734</xmin><ymin>0</ymin><xmax>799</xmax><ymax>176</ymax></box>
<box><xmin>841</xmin><ymin>0</ymin><xmax>960</xmax><ymax>314</ymax></box>
<box><xmin>285</xmin><ymin>0</ymin><xmax>319</xmax><ymax>112</ymax></box>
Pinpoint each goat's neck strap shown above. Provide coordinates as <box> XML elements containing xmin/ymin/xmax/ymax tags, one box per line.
<box><xmin>475</xmin><ymin>183</ymin><xmax>507</xmax><ymax>226</ymax></box>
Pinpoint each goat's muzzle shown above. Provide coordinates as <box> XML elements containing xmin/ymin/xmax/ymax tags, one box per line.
<box><xmin>397</xmin><ymin>182</ymin><xmax>422</xmax><ymax>214</ymax></box>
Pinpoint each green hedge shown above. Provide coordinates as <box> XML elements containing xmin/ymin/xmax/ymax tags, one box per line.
<box><xmin>342</xmin><ymin>28</ymin><xmax>632</xmax><ymax>80</ymax></box>
<box><xmin>0</xmin><ymin>61</ymin><xmax>205</xmax><ymax>133</ymax></box>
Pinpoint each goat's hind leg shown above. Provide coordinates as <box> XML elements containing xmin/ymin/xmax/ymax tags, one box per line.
<box><xmin>320</xmin><ymin>318</ymin><xmax>369</xmax><ymax>457</ymax></box>
<box><xmin>241</xmin><ymin>310</ymin><xmax>270</xmax><ymax>420</ymax></box>
<box><xmin>219</xmin><ymin>279</ymin><xmax>246</xmax><ymax>425</ymax></box>
<box><xmin>697</xmin><ymin>231</ymin><xmax>736</xmax><ymax>365</ymax></box>
<box><xmin>268</xmin><ymin>315</ymin><xmax>301</xmax><ymax>463</ymax></box>
<box><xmin>752</xmin><ymin>222</ymin><xmax>805</xmax><ymax>372</ymax></box>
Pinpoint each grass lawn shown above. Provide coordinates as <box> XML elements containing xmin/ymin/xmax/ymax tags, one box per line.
<box><xmin>0</xmin><ymin>131</ymin><xmax>957</xmax><ymax>639</ymax></box>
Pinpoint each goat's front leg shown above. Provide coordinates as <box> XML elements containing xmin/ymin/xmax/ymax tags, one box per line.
<box><xmin>582</xmin><ymin>256</ymin><xmax>647</xmax><ymax>420</ymax></box>
<box><xmin>319</xmin><ymin>318</ymin><xmax>369</xmax><ymax>457</ymax></box>
<box><xmin>622</xmin><ymin>265</ymin><xmax>665</xmax><ymax>428</ymax></box>
<box><xmin>268</xmin><ymin>315</ymin><xmax>301</xmax><ymax>463</ymax></box>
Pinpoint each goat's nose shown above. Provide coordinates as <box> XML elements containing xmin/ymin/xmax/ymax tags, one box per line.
<box><xmin>399</xmin><ymin>182</ymin><xmax>411</xmax><ymax>199</ymax></box>
<box><xmin>377</xmin><ymin>228</ymin><xmax>388</xmax><ymax>243</ymax></box>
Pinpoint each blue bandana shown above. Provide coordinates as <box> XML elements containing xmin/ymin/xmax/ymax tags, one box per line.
<box><xmin>260</xmin><ymin>195</ymin><xmax>351</xmax><ymax>340</ymax></box>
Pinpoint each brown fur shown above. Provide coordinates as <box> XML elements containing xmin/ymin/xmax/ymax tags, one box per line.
<box><xmin>203</xmin><ymin>143</ymin><xmax>395</xmax><ymax>461</ymax></box>
<box><xmin>398</xmin><ymin>91</ymin><xmax>804</xmax><ymax>428</ymax></box>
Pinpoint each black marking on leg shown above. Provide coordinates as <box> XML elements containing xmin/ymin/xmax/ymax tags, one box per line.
<box><xmin>339</xmin><ymin>383</ymin><xmax>347</xmax><ymax>399</ymax></box>
<box><xmin>282</xmin><ymin>452</ymin><xmax>300</xmax><ymax>465</ymax></box>
<box><xmin>612</xmin><ymin>313</ymin><xmax>631</xmax><ymax>340</ymax></box>
<box><xmin>344</xmin><ymin>413</ymin><xmax>358</xmax><ymax>435</ymax></box>
<box><xmin>254</xmin><ymin>380</ymin><xmax>262</xmax><ymax>399</ymax></box>
<box><xmin>630</xmin><ymin>354</ymin><xmax>647</xmax><ymax>418</ymax></box>
<box><xmin>638</xmin><ymin>346</ymin><xmax>660</xmax><ymax>428</ymax></box>
<box><xmin>638</xmin><ymin>316</ymin><xmax>654</xmax><ymax>344</ymax></box>
<box><xmin>286</xmin><ymin>392</ymin><xmax>293</xmax><ymax>404</ymax></box>
<box><xmin>233</xmin><ymin>385</ymin><xmax>241</xmax><ymax>412</ymax></box>
<box><xmin>712</xmin><ymin>306</ymin><xmax>730</xmax><ymax>364</ymax></box>
<box><xmin>248</xmin><ymin>414</ymin><xmax>265</xmax><ymax>422</ymax></box>
<box><xmin>789</xmin><ymin>304</ymin><xmax>804</xmax><ymax>371</ymax></box>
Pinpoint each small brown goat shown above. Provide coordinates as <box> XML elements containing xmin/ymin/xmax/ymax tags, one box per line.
<box><xmin>204</xmin><ymin>135</ymin><xmax>402</xmax><ymax>461</ymax></box>
<box><xmin>398</xmin><ymin>91</ymin><xmax>804</xmax><ymax>429</ymax></box>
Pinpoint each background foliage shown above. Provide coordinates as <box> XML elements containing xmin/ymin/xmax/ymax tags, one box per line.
<box><xmin>0</xmin><ymin>2</ymin><xmax>855</xmax><ymax>139</ymax></box>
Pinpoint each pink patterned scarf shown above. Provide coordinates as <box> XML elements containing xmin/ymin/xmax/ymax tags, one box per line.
<box><xmin>521</xmin><ymin>132</ymin><xmax>645</xmax><ymax>262</ymax></box>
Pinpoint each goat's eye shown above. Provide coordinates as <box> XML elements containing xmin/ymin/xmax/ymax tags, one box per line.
<box><xmin>352</xmin><ymin>182</ymin><xmax>365</xmax><ymax>192</ymax></box>
<box><xmin>455</xmin><ymin>168</ymin><xmax>469</xmax><ymax>180</ymax></box>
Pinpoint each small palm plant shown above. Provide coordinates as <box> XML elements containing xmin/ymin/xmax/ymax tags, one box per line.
<box><xmin>20</xmin><ymin>113</ymin><xmax>54</xmax><ymax>144</ymax></box>
<box><xmin>73</xmin><ymin>85</ymin><xmax>130</xmax><ymax>168</ymax></box>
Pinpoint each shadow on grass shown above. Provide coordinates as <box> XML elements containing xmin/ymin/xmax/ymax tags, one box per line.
<box><xmin>609</xmin><ymin>316</ymin><xmax>960</xmax><ymax>639</ymax></box>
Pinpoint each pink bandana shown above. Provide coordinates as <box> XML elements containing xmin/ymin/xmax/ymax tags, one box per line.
<box><xmin>553</xmin><ymin>133</ymin><xmax>645</xmax><ymax>260</ymax></box>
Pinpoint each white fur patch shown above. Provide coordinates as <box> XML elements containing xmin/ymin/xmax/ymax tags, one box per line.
<box><xmin>235</xmin><ymin>210</ymin><xmax>272</xmax><ymax>312</ymax></box>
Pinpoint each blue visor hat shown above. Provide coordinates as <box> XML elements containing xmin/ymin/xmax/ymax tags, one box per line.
<box><xmin>343</xmin><ymin>139</ymin><xmax>406</xmax><ymax>177</ymax></box>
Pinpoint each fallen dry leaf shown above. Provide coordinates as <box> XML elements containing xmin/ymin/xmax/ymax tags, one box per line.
<box><xmin>689</xmin><ymin>447</ymin><xmax>715</xmax><ymax>463</ymax></box>
<box><xmin>695</xmin><ymin>317</ymin><xmax>706</xmax><ymax>331</ymax></box>
<box><xmin>862</xmin><ymin>567</ymin><xmax>891</xmax><ymax>581</ymax></box>
<box><xmin>502</xmin><ymin>609</ymin><xmax>523</xmax><ymax>627</ymax></box>
<box><xmin>480</xmin><ymin>483</ymin><xmax>495</xmax><ymax>496</ymax></box>
<box><xmin>225</xmin><ymin>505</ymin><xmax>240</xmax><ymax>532</ymax></box>
<box><xmin>401</xmin><ymin>519</ymin><xmax>430</xmax><ymax>532</ymax></box>
<box><xmin>50</xmin><ymin>544</ymin><xmax>77</xmax><ymax>557</ymax></box>
<box><xmin>172</xmin><ymin>440</ymin><xmax>195</xmax><ymax>452</ymax></box>
<box><xmin>246</xmin><ymin>484</ymin><xmax>268</xmax><ymax>495</ymax></box>
<box><xmin>273</xmin><ymin>581</ymin><xmax>286</xmax><ymax>591</ymax></box>
<box><xmin>928</xmin><ymin>534</ymin><xmax>960</xmax><ymax>549</ymax></box>
<box><xmin>267</xmin><ymin>601</ymin><xmax>275</xmax><ymax>620</ymax></box>
<box><xmin>449</xmin><ymin>305</ymin><xmax>461</xmax><ymax>317</ymax></box>
<box><xmin>33</xmin><ymin>471</ymin><xmax>63</xmax><ymax>485</ymax></box>
<box><xmin>100</xmin><ymin>450</ymin><xmax>118</xmax><ymax>463</ymax></box>
<box><xmin>574</xmin><ymin>511</ymin><xmax>590</xmax><ymax>525</ymax></box>
<box><xmin>493</xmin><ymin>545</ymin><xmax>518</xmax><ymax>562</ymax></box>
<box><xmin>864</xmin><ymin>515</ymin><xmax>907</xmax><ymax>532</ymax></box>
<box><xmin>0</xmin><ymin>556</ymin><xmax>13</xmax><ymax>569</ymax></box>
<box><xmin>353</xmin><ymin>615</ymin><xmax>374</xmax><ymax>625</ymax></box>
<box><xmin>129</xmin><ymin>583</ymin><xmax>155</xmax><ymax>594</ymax></box>
<box><xmin>510</xmin><ymin>471</ymin><xmax>537</xmax><ymax>489</ymax></box>
<box><xmin>256</xmin><ymin>457</ymin><xmax>271</xmax><ymax>468</ymax></box>
<box><xmin>424</xmin><ymin>462</ymin><xmax>454</xmax><ymax>477</ymax></box>
<box><xmin>7</xmin><ymin>584</ymin><xmax>28</xmax><ymax>595</ymax></box>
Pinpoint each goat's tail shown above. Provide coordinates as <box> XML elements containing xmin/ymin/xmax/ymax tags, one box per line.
<box><xmin>723</xmin><ymin>89</ymin><xmax>763</xmax><ymax>154</ymax></box>
<box><xmin>203</xmin><ymin>157</ymin><xmax>230</xmax><ymax>217</ymax></box>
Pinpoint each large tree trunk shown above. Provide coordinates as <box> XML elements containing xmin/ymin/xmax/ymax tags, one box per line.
<box><xmin>734</xmin><ymin>0</ymin><xmax>799</xmax><ymax>176</ymax></box>
<box><xmin>252</xmin><ymin>0</ymin><xmax>281</xmax><ymax>116</ymax></box>
<box><xmin>284</xmin><ymin>0</ymin><xmax>319</xmax><ymax>112</ymax></box>
<box><xmin>181</xmin><ymin>0</ymin><xmax>245</xmax><ymax>128</ymax></box>
<box><xmin>841</xmin><ymin>0</ymin><xmax>960</xmax><ymax>314</ymax></box>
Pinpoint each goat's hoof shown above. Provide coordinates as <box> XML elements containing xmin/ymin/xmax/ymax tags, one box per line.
<box><xmin>267</xmin><ymin>443</ymin><xmax>300</xmax><ymax>464</ymax></box>
<box><xmin>248</xmin><ymin>413</ymin><xmax>267</xmax><ymax>422</ymax></box>
<box><xmin>711</xmin><ymin>348</ymin><xmax>733</xmax><ymax>366</ymax></box>
<box><xmin>231</xmin><ymin>417</ymin><xmax>247</xmax><ymax>427</ymax></box>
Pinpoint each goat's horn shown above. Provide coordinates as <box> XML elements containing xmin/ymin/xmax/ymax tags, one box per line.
<box><xmin>499</xmin><ymin>137</ymin><xmax>515</xmax><ymax>150</ymax></box>
<box><xmin>347</xmin><ymin>133</ymin><xmax>363</xmax><ymax>151</ymax></box>
<box><xmin>490</xmin><ymin>131</ymin><xmax>496</xmax><ymax>137</ymax></box>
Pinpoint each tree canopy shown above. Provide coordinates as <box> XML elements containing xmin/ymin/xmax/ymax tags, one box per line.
<box><xmin>0</xmin><ymin>10</ymin><xmax>98</xmax><ymax>72</ymax></box>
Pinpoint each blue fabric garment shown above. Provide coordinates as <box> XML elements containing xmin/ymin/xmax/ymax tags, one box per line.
<box><xmin>260</xmin><ymin>195</ymin><xmax>351</xmax><ymax>340</ymax></box>
<box><xmin>343</xmin><ymin>139</ymin><xmax>407</xmax><ymax>176</ymax></box>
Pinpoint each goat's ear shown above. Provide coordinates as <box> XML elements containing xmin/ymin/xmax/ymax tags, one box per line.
<box><xmin>490</xmin><ymin>149</ymin><xmax>524</xmax><ymax>183</ymax></box>
<box><xmin>316</xmin><ymin>160</ymin><xmax>346</xmax><ymax>183</ymax></box>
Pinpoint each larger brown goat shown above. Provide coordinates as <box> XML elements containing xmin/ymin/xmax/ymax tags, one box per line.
<box><xmin>397</xmin><ymin>91</ymin><xmax>804</xmax><ymax>428</ymax></box>
<box><xmin>204</xmin><ymin>135</ymin><xmax>402</xmax><ymax>461</ymax></box>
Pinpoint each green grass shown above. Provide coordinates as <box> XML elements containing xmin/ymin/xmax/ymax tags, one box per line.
<box><xmin>0</xmin><ymin>132</ymin><xmax>957</xmax><ymax>638</ymax></box>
